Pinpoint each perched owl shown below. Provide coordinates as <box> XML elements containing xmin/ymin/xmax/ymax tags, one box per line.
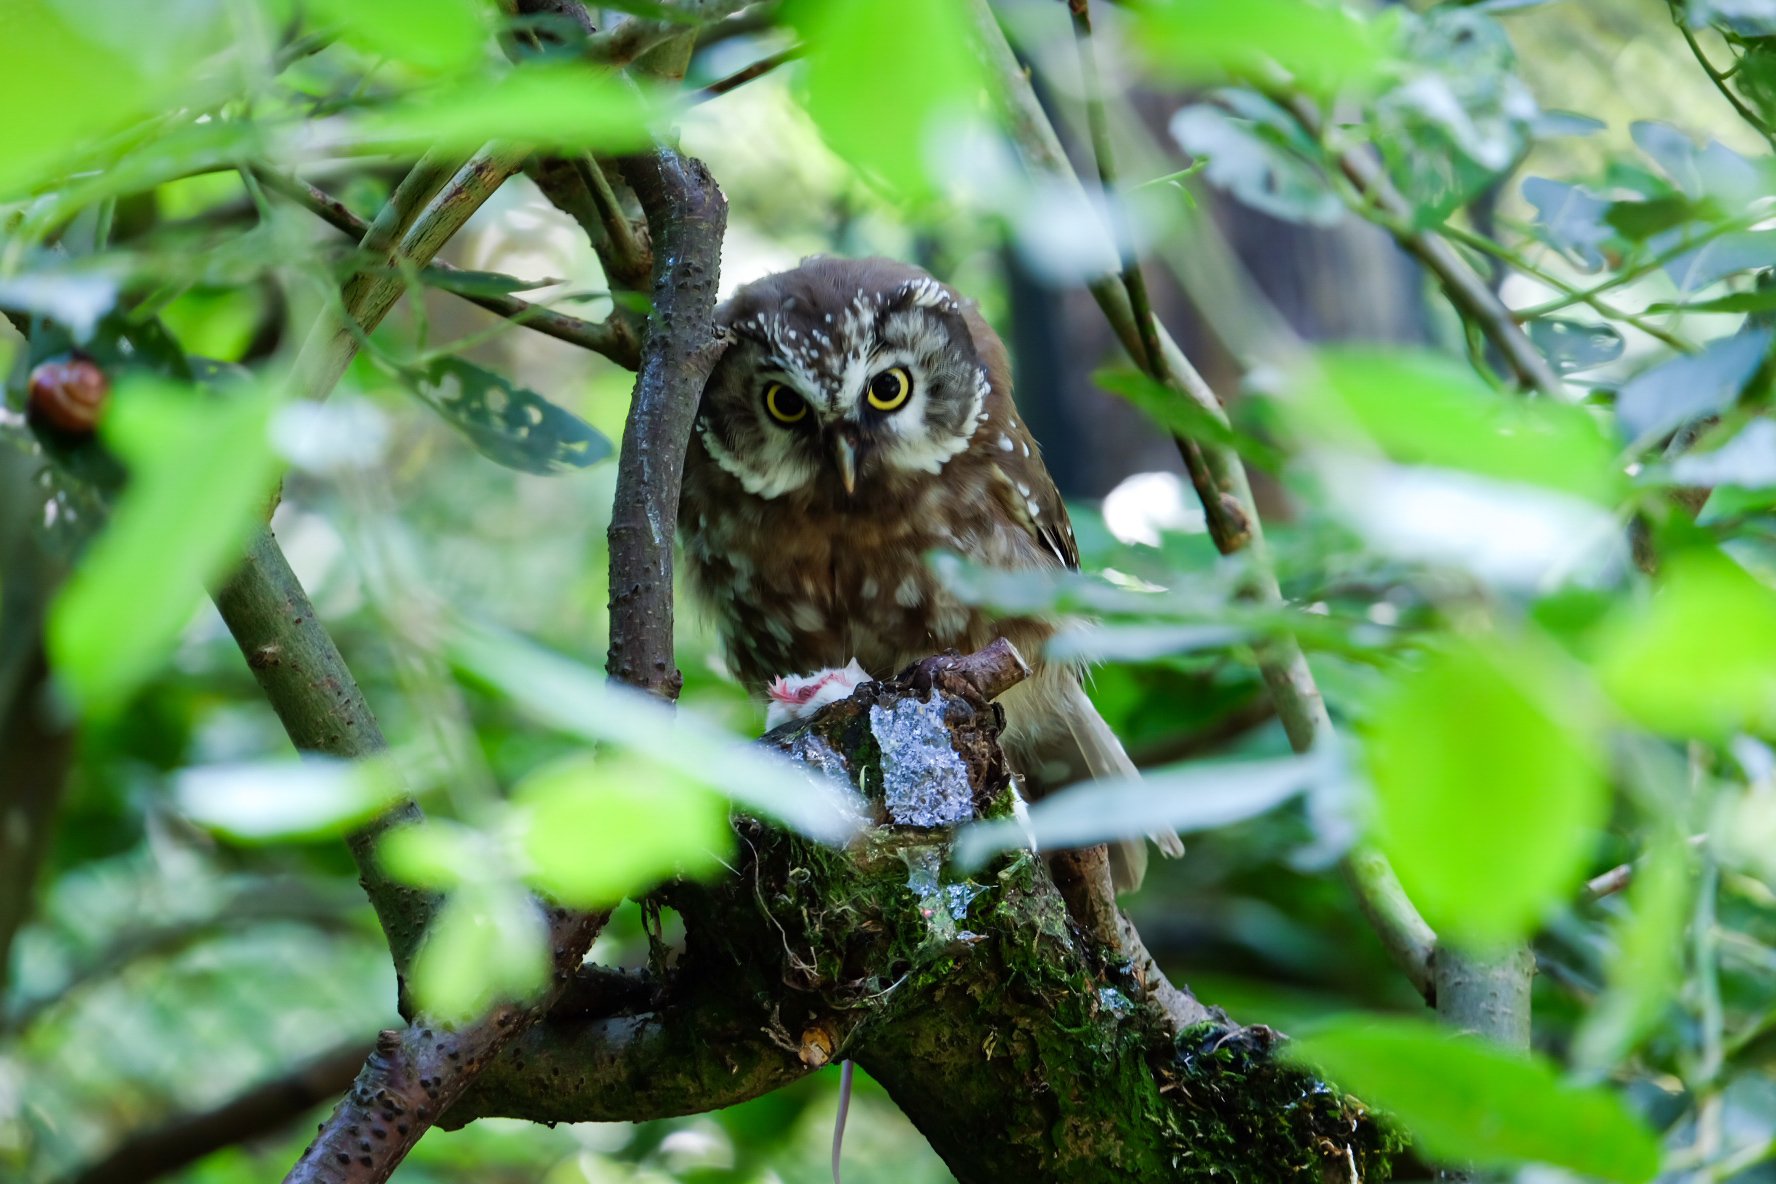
<box><xmin>678</xmin><ymin>257</ymin><xmax>1182</xmax><ymax>887</ymax></box>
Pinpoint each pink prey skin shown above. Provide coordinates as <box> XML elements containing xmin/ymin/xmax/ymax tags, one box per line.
<box><xmin>764</xmin><ymin>660</ymin><xmax>871</xmax><ymax>730</ymax></box>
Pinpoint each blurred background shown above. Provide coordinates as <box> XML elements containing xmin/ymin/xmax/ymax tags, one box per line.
<box><xmin>5</xmin><ymin>0</ymin><xmax>1776</xmax><ymax>1181</ymax></box>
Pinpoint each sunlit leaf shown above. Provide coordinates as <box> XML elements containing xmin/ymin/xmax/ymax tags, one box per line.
<box><xmin>0</xmin><ymin>0</ymin><xmax>222</xmax><ymax>196</ymax></box>
<box><xmin>346</xmin><ymin>63</ymin><xmax>662</xmax><ymax>153</ymax></box>
<box><xmin>411</xmin><ymin>884</ymin><xmax>549</xmax><ymax>1023</ymax></box>
<box><xmin>408</xmin><ymin>357</ymin><xmax>612</xmax><ymax>474</ymax></box>
<box><xmin>379</xmin><ymin>820</ymin><xmax>481</xmax><ymax>891</ymax></box>
<box><xmin>449</xmin><ymin>625</ymin><xmax>866</xmax><ymax>843</ymax></box>
<box><xmin>1596</xmin><ymin>547</ymin><xmax>1776</xmax><ymax>738</ymax></box>
<box><xmin>1615</xmin><ymin>329</ymin><xmax>1771</xmax><ymax>444</ymax></box>
<box><xmin>0</xmin><ymin>269</ymin><xmax>120</xmax><ymax>341</ymax></box>
<box><xmin>783</xmin><ymin>0</ymin><xmax>989</xmax><ymax>203</ymax></box>
<box><xmin>1571</xmin><ymin>835</ymin><xmax>1692</xmax><ymax>1073</ymax></box>
<box><xmin>954</xmin><ymin>749</ymin><xmax>1338</xmax><ymax>869</ymax></box>
<box><xmin>47</xmin><ymin>377</ymin><xmax>283</xmax><ymax>715</ymax></box>
<box><xmin>1605</xmin><ymin>193</ymin><xmax>1708</xmax><ymax>241</ymax></box>
<box><xmin>306</xmin><ymin>0</ymin><xmax>491</xmax><ymax>73</ymax></box>
<box><xmin>1363</xmin><ymin>635</ymin><xmax>1606</xmax><ymax>947</ymax></box>
<box><xmin>1286</xmin><ymin>1016</ymin><xmax>1661</xmax><ymax>1182</ymax></box>
<box><xmin>1646</xmin><ymin>288</ymin><xmax>1776</xmax><ymax>315</ymax></box>
<box><xmin>1132</xmin><ymin>0</ymin><xmax>1392</xmax><ymax>97</ymax></box>
<box><xmin>177</xmin><ymin>757</ymin><xmax>406</xmax><ymax>842</ymax></box>
<box><xmin>1295</xmin><ymin>348</ymin><xmax>1622</xmax><ymax>503</ymax></box>
<box><xmin>513</xmin><ymin>753</ymin><xmax>732</xmax><ymax>909</ymax></box>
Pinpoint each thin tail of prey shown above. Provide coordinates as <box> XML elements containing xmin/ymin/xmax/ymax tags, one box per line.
<box><xmin>1056</xmin><ymin>678</ymin><xmax>1186</xmax><ymax>891</ymax></box>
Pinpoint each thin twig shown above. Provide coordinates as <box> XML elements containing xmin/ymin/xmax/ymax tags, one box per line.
<box><xmin>1283</xmin><ymin>95</ymin><xmax>1564</xmax><ymax>396</ymax></box>
<box><xmin>1670</xmin><ymin>1</ymin><xmax>1776</xmax><ymax>149</ymax></box>
<box><xmin>293</xmin><ymin>144</ymin><xmax>529</xmax><ymax>402</ymax></box>
<box><xmin>254</xmin><ymin>169</ymin><xmax>639</xmax><ymax>367</ymax></box>
<box><xmin>67</xmin><ymin>1041</ymin><xmax>373</xmax><ymax>1184</ymax></box>
<box><xmin>571</xmin><ymin>154</ymin><xmax>652</xmax><ymax>287</ymax></box>
<box><xmin>695</xmin><ymin>43</ymin><xmax>803</xmax><ymax>101</ymax></box>
<box><xmin>967</xmin><ymin>0</ymin><xmax>1436</xmax><ymax>996</ymax></box>
<box><xmin>582</xmin><ymin>0</ymin><xmax>759</xmax><ymax>66</ymax></box>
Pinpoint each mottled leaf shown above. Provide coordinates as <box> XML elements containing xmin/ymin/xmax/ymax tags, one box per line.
<box><xmin>1527</xmin><ymin>318</ymin><xmax>1624</xmax><ymax>375</ymax></box>
<box><xmin>410</xmin><ymin>357</ymin><xmax>612</xmax><ymax>474</ymax></box>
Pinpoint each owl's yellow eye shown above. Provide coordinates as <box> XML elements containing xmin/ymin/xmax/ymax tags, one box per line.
<box><xmin>865</xmin><ymin>367</ymin><xmax>912</xmax><ymax>413</ymax></box>
<box><xmin>764</xmin><ymin>383</ymin><xmax>808</xmax><ymax>424</ymax></box>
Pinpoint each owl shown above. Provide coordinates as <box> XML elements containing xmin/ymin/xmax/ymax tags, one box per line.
<box><xmin>678</xmin><ymin>257</ymin><xmax>1182</xmax><ymax>888</ymax></box>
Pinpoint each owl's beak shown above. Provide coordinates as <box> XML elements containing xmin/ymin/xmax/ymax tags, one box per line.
<box><xmin>830</xmin><ymin>431</ymin><xmax>859</xmax><ymax>495</ymax></box>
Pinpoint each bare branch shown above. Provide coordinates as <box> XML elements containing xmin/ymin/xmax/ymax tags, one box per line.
<box><xmin>604</xmin><ymin>148</ymin><xmax>729</xmax><ymax>697</ymax></box>
<box><xmin>694</xmin><ymin>44</ymin><xmax>803</xmax><ymax>102</ymax></box>
<box><xmin>293</xmin><ymin>145</ymin><xmax>529</xmax><ymax>402</ymax></box>
<box><xmin>211</xmin><ymin>529</ymin><xmax>436</xmax><ymax>978</ymax></box>
<box><xmin>254</xmin><ymin>169</ymin><xmax>640</xmax><ymax>367</ymax></box>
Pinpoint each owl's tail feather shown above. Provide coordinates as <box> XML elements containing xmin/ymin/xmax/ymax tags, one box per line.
<box><xmin>1055</xmin><ymin>680</ymin><xmax>1187</xmax><ymax>892</ymax></box>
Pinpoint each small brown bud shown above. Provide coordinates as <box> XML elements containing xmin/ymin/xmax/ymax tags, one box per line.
<box><xmin>798</xmin><ymin>1024</ymin><xmax>835</xmax><ymax>1068</ymax></box>
<box><xmin>28</xmin><ymin>355</ymin><xmax>109</xmax><ymax>434</ymax></box>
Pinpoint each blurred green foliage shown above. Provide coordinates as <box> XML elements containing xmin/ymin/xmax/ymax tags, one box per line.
<box><xmin>5</xmin><ymin>0</ymin><xmax>1776</xmax><ymax>1181</ymax></box>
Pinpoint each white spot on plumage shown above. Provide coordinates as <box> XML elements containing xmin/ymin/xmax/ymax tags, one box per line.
<box><xmin>860</xmin><ymin>576</ymin><xmax>879</xmax><ymax>599</ymax></box>
<box><xmin>999</xmin><ymin>434</ymin><xmax>1015</xmax><ymax>451</ymax></box>
<box><xmin>894</xmin><ymin>574</ymin><xmax>923</xmax><ymax>607</ymax></box>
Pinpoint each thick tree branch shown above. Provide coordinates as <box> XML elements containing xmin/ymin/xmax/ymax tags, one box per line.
<box><xmin>212</xmin><ymin>528</ymin><xmax>435</xmax><ymax>979</ymax></box>
<box><xmin>65</xmin><ymin>1042</ymin><xmax>372</xmax><ymax>1184</ymax></box>
<box><xmin>604</xmin><ymin>148</ymin><xmax>728</xmax><ymax>696</ymax></box>
<box><xmin>966</xmin><ymin>0</ymin><xmax>1436</xmax><ymax>998</ymax></box>
<box><xmin>280</xmin><ymin>144</ymin><xmax>726</xmax><ymax>1184</ymax></box>
<box><xmin>254</xmin><ymin>169</ymin><xmax>641</xmax><ymax>367</ymax></box>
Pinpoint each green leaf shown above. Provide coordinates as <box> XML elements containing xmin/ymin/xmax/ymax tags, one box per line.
<box><xmin>1596</xmin><ymin>547</ymin><xmax>1776</xmax><ymax>738</ymax></box>
<box><xmin>306</xmin><ymin>0</ymin><xmax>492</xmax><ymax>73</ymax></box>
<box><xmin>1363</xmin><ymin>635</ymin><xmax>1607</xmax><ymax>947</ymax></box>
<box><xmin>1646</xmin><ymin>289</ymin><xmax>1776</xmax><ymax>315</ymax></box>
<box><xmin>1522</xmin><ymin>176</ymin><xmax>1612</xmax><ymax>271</ymax></box>
<box><xmin>349</xmin><ymin>63</ymin><xmax>661</xmax><ymax>153</ymax></box>
<box><xmin>513</xmin><ymin>753</ymin><xmax>732</xmax><ymax>909</ymax></box>
<box><xmin>420</xmin><ymin>268</ymin><xmax>564</xmax><ymax>299</ymax></box>
<box><xmin>783</xmin><ymin>0</ymin><xmax>989</xmax><ymax>203</ymax></box>
<box><xmin>0</xmin><ymin>0</ymin><xmax>221</xmax><ymax>196</ymax></box>
<box><xmin>378</xmin><ymin>820</ymin><xmax>482</xmax><ymax>891</ymax></box>
<box><xmin>1132</xmin><ymin>0</ymin><xmax>1393</xmax><ymax>97</ymax></box>
<box><xmin>176</xmin><ymin>757</ymin><xmax>407</xmax><ymax>842</ymax></box>
<box><xmin>411</xmin><ymin>884</ymin><xmax>549</xmax><ymax>1023</ymax></box>
<box><xmin>1605</xmin><ymin>193</ymin><xmax>1708</xmax><ymax>241</ymax></box>
<box><xmin>47</xmin><ymin>377</ymin><xmax>283</xmax><ymax>715</ymax></box>
<box><xmin>1295</xmin><ymin>348</ymin><xmax>1622</xmax><ymax>503</ymax></box>
<box><xmin>1615</xmin><ymin>329</ymin><xmax>1771</xmax><ymax>444</ymax></box>
<box><xmin>410</xmin><ymin>357</ymin><xmax>612</xmax><ymax>474</ymax></box>
<box><xmin>1093</xmin><ymin>367</ymin><xmax>1283</xmax><ymax>469</ymax></box>
<box><xmin>1286</xmin><ymin>1016</ymin><xmax>1661</xmax><ymax>1182</ymax></box>
<box><xmin>448</xmin><ymin>624</ymin><xmax>865</xmax><ymax>843</ymax></box>
<box><xmin>1571</xmin><ymin>835</ymin><xmax>1692</xmax><ymax>1073</ymax></box>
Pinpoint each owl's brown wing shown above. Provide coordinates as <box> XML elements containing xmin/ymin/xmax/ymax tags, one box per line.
<box><xmin>982</xmin><ymin>414</ymin><xmax>1081</xmax><ymax>574</ymax></box>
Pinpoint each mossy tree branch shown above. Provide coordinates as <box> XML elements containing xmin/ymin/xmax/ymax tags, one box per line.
<box><xmin>448</xmin><ymin>647</ymin><xmax>1393</xmax><ymax>1183</ymax></box>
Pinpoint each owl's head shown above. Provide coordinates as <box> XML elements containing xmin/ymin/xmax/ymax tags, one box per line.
<box><xmin>694</xmin><ymin>257</ymin><xmax>999</xmax><ymax>502</ymax></box>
